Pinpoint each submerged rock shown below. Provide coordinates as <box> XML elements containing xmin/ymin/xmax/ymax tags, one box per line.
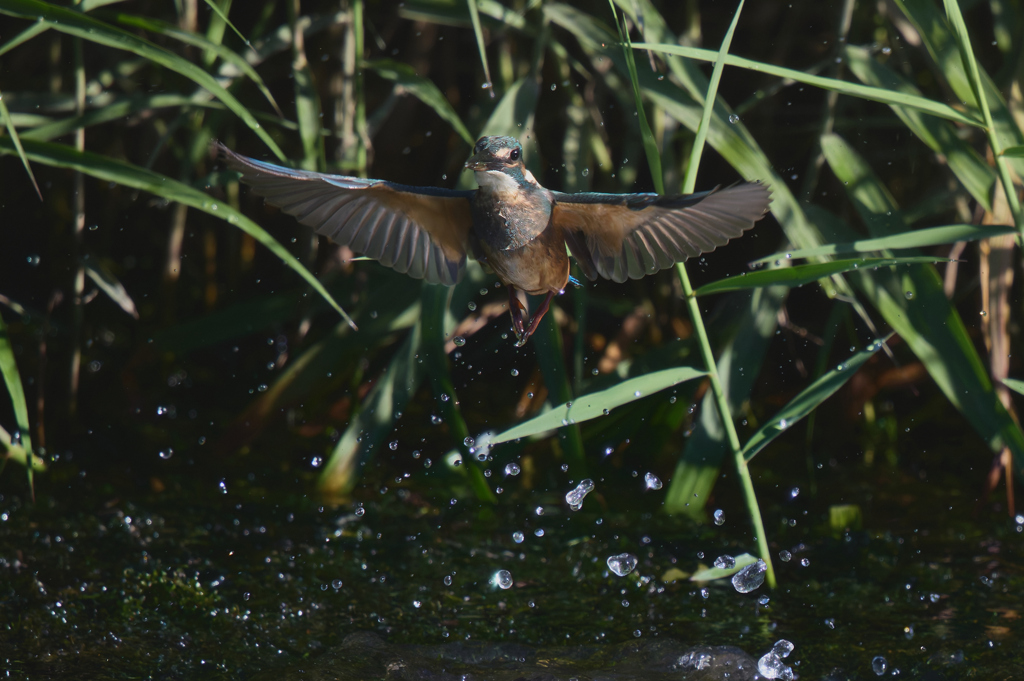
<box><xmin>251</xmin><ymin>631</ymin><xmax>760</xmax><ymax>680</ymax></box>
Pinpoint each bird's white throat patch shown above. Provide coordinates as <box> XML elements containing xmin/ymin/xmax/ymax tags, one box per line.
<box><xmin>475</xmin><ymin>169</ymin><xmax>520</xmax><ymax>193</ymax></box>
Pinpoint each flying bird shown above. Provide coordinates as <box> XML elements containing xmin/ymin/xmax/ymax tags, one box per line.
<box><xmin>217</xmin><ymin>136</ymin><xmax>770</xmax><ymax>345</ymax></box>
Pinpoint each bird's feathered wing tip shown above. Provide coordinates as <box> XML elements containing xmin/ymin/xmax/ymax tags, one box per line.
<box><xmin>214</xmin><ymin>142</ymin><xmax>474</xmax><ymax>286</ymax></box>
<box><xmin>554</xmin><ymin>182</ymin><xmax>772</xmax><ymax>283</ymax></box>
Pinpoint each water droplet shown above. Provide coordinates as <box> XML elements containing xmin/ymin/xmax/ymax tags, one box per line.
<box><xmin>871</xmin><ymin>656</ymin><xmax>888</xmax><ymax>675</ymax></box>
<box><xmin>565</xmin><ymin>479</ymin><xmax>595</xmax><ymax>511</ymax></box>
<box><xmin>776</xmin><ymin>418</ymin><xmax>788</xmax><ymax>430</ymax></box>
<box><xmin>464</xmin><ymin>436</ymin><xmax>475</xmax><ymax>448</ymax></box>
<box><xmin>504</xmin><ymin>463</ymin><xmax>521</xmax><ymax>476</ymax></box>
<box><xmin>714</xmin><ymin>555</ymin><xmax>736</xmax><ymax>570</ymax></box>
<box><xmin>534</xmin><ymin>528</ymin><xmax>544</xmax><ymax>537</ymax></box>
<box><xmin>389</xmin><ymin>440</ymin><xmax>399</xmax><ymax>451</ymax></box>
<box><xmin>158</xmin><ymin>449</ymin><xmax>173</xmax><ymax>460</ymax></box>
<box><xmin>332</xmin><ymin>579</ymin><xmax>343</xmax><ymax>589</ymax></box>
<box><xmin>550</xmin><ymin>83</ymin><xmax>557</xmax><ymax>91</ymax></box>
<box><xmin>606</xmin><ymin>553</ymin><xmax>638</xmax><ymax>577</ymax></box>
<box><xmin>218</xmin><ymin>479</ymin><xmax>228</xmax><ymax>494</ymax></box>
<box><xmin>800</xmin><ymin>557</ymin><xmax>810</xmax><ymax>567</ymax></box>
<box><xmin>881</xmin><ymin>46</ymin><xmax>892</xmax><ymax>55</ymax></box>
<box><xmin>467</xmin><ymin>301</ymin><xmax>477</xmax><ymax>311</ymax></box>
<box><xmin>510</xmin><ymin>368</ymin><xmax>519</xmax><ymax>377</ymax></box>
<box><xmin>779</xmin><ymin>550</ymin><xmax>792</xmax><ymax>562</ymax></box>
<box><xmin>644</xmin><ymin>472</ymin><xmax>662</xmax><ymax>490</ymax></box>
<box><xmin>311</xmin><ymin>456</ymin><xmax>323</xmax><ymax>468</ymax></box>
<box><xmin>431</xmin><ymin>415</ymin><xmax>442</xmax><ymax>425</ymax></box>
<box><xmin>757</xmin><ymin>651</ymin><xmax>790</xmax><ymax>679</ymax></box>
<box><xmin>789</xmin><ymin>486</ymin><xmax>800</xmax><ymax>499</ymax></box>
<box><xmin>511</xmin><ymin>531</ymin><xmax>525</xmax><ymax>544</ymax></box>
<box><xmin>905</xmin><ymin>290</ymin><xmax>914</xmax><ymax>300</ymax></box>
<box><xmin>728</xmin><ymin>114</ymin><xmax>740</xmax><ymax>124</ymax></box>
<box><xmin>444</xmin><ymin>575</ymin><xmax>453</xmax><ymax>586</ymax></box>
<box><xmin>731</xmin><ymin>559</ymin><xmax>767</xmax><ymax>593</ymax></box>
<box><xmin>582</xmin><ymin>168</ymin><xmax>589</xmax><ymax>177</ymax></box>
<box><xmin>453</xmin><ymin>336</ymin><xmax>466</xmax><ymax>347</ymax></box>
<box><xmin>713</xmin><ymin>509</ymin><xmax>726</xmax><ymax>526</ymax></box>
<box><xmin>980</xmin><ymin>310</ymin><xmax>988</xmax><ymax>317</ymax></box>
<box><xmin>772</xmin><ymin>640</ymin><xmax>794</xmax><ymax>658</ymax></box>
<box><xmin>492</xmin><ymin>569</ymin><xmax>513</xmax><ymax>589</ymax></box>
<box><xmin>354</xmin><ymin>506</ymin><xmax>365</xmax><ymax>516</ymax></box>
<box><xmin>26</xmin><ymin>255</ymin><xmax>40</xmax><ymax>266</ymax></box>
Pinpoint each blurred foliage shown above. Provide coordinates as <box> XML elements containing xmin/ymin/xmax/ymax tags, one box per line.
<box><xmin>2</xmin><ymin>0</ymin><xmax>1024</xmax><ymax>569</ymax></box>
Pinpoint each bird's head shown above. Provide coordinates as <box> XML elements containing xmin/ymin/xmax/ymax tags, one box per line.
<box><xmin>465</xmin><ymin>136</ymin><xmax>537</xmax><ymax>192</ymax></box>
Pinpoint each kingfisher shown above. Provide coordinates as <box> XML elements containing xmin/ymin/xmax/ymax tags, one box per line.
<box><xmin>217</xmin><ymin>137</ymin><xmax>770</xmax><ymax>345</ymax></box>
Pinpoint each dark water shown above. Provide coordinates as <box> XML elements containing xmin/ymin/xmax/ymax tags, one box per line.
<box><xmin>2</xmin><ymin>437</ymin><xmax>1022</xmax><ymax>680</ymax></box>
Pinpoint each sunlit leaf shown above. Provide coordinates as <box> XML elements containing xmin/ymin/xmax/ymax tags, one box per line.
<box><xmin>83</xmin><ymin>256</ymin><xmax>138</xmax><ymax>319</ymax></box>
<box><xmin>1002</xmin><ymin>378</ymin><xmax>1024</xmax><ymax>396</ymax></box>
<box><xmin>690</xmin><ymin>553</ymin><xmax>757</xmax><ymax>581</ymax></box>
<box><xmin>742</xmin><ymin>340</ymin><xmax>887</xmax><ymax>462</ymax></box>
<box><xmin>490</xmin><ymin>367</ymin><xmax>707</xmax><ymax>445</ymax></box>
<box><xmin>750</xmin><ymin>224</ymin><xmax>1015</xmax><ymax>265</ymax></box>
<box><xmin>695</xmin><ymin>257</ymin><xmax>951</xmax><ymax>297</ymax></box>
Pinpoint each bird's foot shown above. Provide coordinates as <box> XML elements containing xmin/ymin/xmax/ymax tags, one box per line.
<box><xmin>514</xmin><ymin>291</ymin><xmax>556</xmax><ymax>347</ymax></box>
<box><xmin>508</xmin><ymin>286</ymin><xmax>527</xmax><ymax>341</ymax></box>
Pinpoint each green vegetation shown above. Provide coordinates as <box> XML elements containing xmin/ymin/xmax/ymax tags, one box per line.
<box><xmin>2</xmin><ymin>0</ymin><xmax>1023</xmax><ymax>593</ymax></box>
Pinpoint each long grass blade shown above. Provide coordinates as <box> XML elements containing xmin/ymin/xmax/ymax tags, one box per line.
<box><xmin>0</xmin><ymin>137</ymin><xmax>353</xmax><ymax>327</ymax></box>
<box><xmin>83</xmin><ymin>257</ymin><xmax>138</xmax><ymax>319</ymax></box>
<box><xmin>680</xmin><ymin>0</ymin><xmax>744</xmax><ymax>193</ymax></box>
<box><xmin>201</xmin><ymin>0</ymin><xmax>251</xmax><ymax>50</ymax></box>
<box><xmin>608</xmin><ymin>0</ymin><xmax>662</xmax><ymax>193</ymax></box>
<box><xmin>0</xmin><ymin>87</ymin><xmax>42</xmax><ymax>200</ymax></box>
<box><xmin>940</xmin><ymin>0</ymin><xmax>1023</xmax><ymax>231</ymax></box>
<box><xmin>112</xmin><ymin>12</ymin><xmax>283</xmax><ymax>116</ymax></box>
<box><xmin>318</xmin><ymin>319</ymin><xmax>424</xmax><ymax>500</ymax></box>
<box><xmin>665</xmin><ymin>285</ymin><xmax>788</xmax><ymax>515</ymax></box>
<box><xmin>631</xmin><ymin>41</ymin><xmax>982</xmax><ymax>128</ymax></box>
<box><xmin>0</xmin><ymin>0</ymin><xmax>286</xmax><ymax>160</ymax></box>
<box><xmin>822</xmin><ymin>132</ymin><xmax>1024</xmax><ymax>476</ymax></box>
<box><xmin>466</xmin><ymin>0</ymin><xmax>495</xmax><ymax>96</ymax></box>
<box><xmin>366</xmin><ymin>59</ymin><xmax>475</xmax><ymax>145</ymax></box>
<box><xmin>0</xmin><ymin>17</ymin><xmax>47</xmax><ymax>58</ymax></box>
<box><xmin>0</xmin><ymin>310</ymin><xmax>42</xmax><ymax>491</ymax></box>
<box><xmin>843</xmin><ymin>45</ymin><xmax>995</xmax><ymax>211</ymax></box>
<box><xmin>490</xmin><ymin>367</ymin><xmax>706</xmax><ymax>445</ymax></box>
<box><xmin>751</xmin><ymin>224</ymin><xmax>1017</xmax><ymax>265</ymax></box>
<box><xmin>696</xmin><ymin>257</ymin><xmax>954</xmax><ymax>297</ymax></box>
<box><xmin>742</xmin><ymin>340</ymin><xmax>887</xmax><ymax>462</ymax></box>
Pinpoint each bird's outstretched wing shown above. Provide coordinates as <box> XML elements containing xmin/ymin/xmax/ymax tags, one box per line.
<box><xmin>552</xmin><ymin>182</ymin><xmax>771</xmax><ymax>283</ymax></box>
<box><xmin>217</xmin><ymin>143</ymin><xmax>475</xmax><ymax>286</ymax></box>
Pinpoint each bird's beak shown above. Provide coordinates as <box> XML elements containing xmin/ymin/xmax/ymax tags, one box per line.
<box><xmin>464</xmin><ymin>152</ymin><xmax>496</xmax><ymax>171</ymax></box>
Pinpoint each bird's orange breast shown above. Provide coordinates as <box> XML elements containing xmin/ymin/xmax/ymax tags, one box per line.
<box><xmin>478</xmin><ymin>223</ymin><xmax>570</xmax><ymax>296</ymax></box>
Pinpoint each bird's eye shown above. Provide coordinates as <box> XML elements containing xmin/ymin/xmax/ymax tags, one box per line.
<box><xmin>509</xmin><ymin>148</ymin><xmax>520</xmax><ymax>161</ymax></box>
